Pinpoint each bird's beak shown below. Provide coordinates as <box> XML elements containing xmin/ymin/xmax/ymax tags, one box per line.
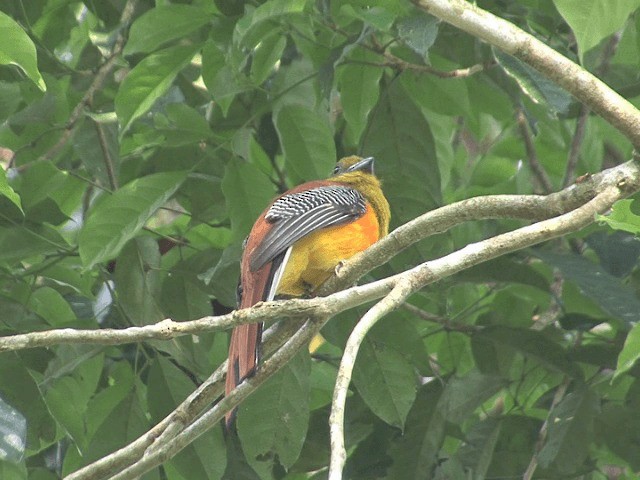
<box><xmin>350</xmin><ymin>156</ymin><xmax>374</xmax><ymax>175</ymax></box>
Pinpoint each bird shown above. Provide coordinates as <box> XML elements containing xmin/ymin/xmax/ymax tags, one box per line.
<box><xmin>225</xmin><ymin>155</ymin><xmax>390</xmax><ymax>428</ymax></box>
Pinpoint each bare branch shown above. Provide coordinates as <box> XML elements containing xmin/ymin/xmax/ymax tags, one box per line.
<box><xmin>413</xmin><ymin>0</ymin><xmax>640</xmax><ymax>148</ymax></box>
<box><xmin>517</xmin><ymin>109</ymin><xmax>554</xmax><ymax>194</ymax></box>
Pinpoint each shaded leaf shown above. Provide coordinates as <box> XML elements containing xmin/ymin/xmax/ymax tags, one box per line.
<box><xmin>537</xmin><ymin>250</ymin><xmax>640</xmax><ymax>325</ymax></box>
<box><xmin>0</xmin><ymin>12</ymin><xmax>45</xmax><ymax>90</ymax></box>
<box><xmin>0</xmin><ymin>395</ymin><xmax>26</xmax><ymax>463</ymax></box>
<box><xmin>537</xmin><ymin>386</ymin><xmax>599</xmax><ymax>474</ymax></box>
<box><xmin>614</xmin><ymin>323</ymin><xmax>640</xmax><ymax>380</ymax></box>
<box><xmin>125</xmin><ymin>5</ymin><xmax>213</xmax><ymax>55</ymax></box>
<box><xmin>115</xmin><ymin>44</ymin><xmax>201</xmax><ymax>134</ymax></box>
<box><xmin>553</xmin><ymin>0</ymin><xmax>640</xmax><ymax>60</ymax></box>
<box><xmin>494</xmin><ymin>49</ymin><xmax>572</xmax><ymax>115</ymax></box>
<box><xmin>237</xmin><ymin>351</ymin><xmax>310</xmax><ymax>471</ymax></box>
<box><xmin>274</xmin><ymin>104</ymin><xmax>336</xmax><ymax>182</ymax></box>
<box><xmin>79</xmin><ymin>171</ymin><xmax>187</xmax><ymax>268</ymax></box>
<box><xmin>352</xmin><ymin>340</ymin><xmax>417</xmax><ymax>429</ymax></box>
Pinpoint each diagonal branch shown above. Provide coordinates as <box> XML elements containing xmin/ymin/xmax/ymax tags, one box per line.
<box><xmin>413</xmin><ymin>0</ymin><xmax>640</xmax><ymax>148</ymax></box>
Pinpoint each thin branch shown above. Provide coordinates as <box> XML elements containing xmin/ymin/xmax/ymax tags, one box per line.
<box><xmin>516</xmin><ymin>109</ymin><xmax>554</xmax><ymax>194</ymax></box>
<box><xmin>563</xmin><ymin>105</ymin><xmax>590</xmax><ymax>188</ymax></box>
<box><xmin>2</xmin><ymin>159</ymin><xmax>638</xmax><ymax>354</ymax></box>
<box><xmin>329</xmin><ymin>280</ymin><xmax>414</xmax><ymax>479</ymax></box>
<box><xmin>66</xmin><ymin>156</ymin><xmax>640</xmax><ymax>479</ymax></box>
<box><xmin>326</xmin><ymin>177</ymin><xmax>636</xmax><ymax>479</ymax></box>
<box><xmin>93</xmin><ymin>120</ymin><xmax>119</xmax><ymax>190</ymax></box>
<box><xmin>413</xmin><ymin>0</ymin><xmax>640</xmax><ymax>148</ymax></box>
<box><xmin>39</xmin><ymin>0</ymin><xmax>138</xmax><ymax>162</ymax></box>
<box><xmin>344</xmin><ymin>58</ymin><xmax>491</xmax><ymax>78</ymax></box>
<box><xmin>106</xmin><ymin>317</ymin><xmax>327</xmax><ymax>480</ymax></box>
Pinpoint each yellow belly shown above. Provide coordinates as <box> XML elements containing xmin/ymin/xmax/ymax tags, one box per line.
<box><xmin>276</xmin><ymin>205</ymin><xmax>380</xmax><ymax>297</ymax></box>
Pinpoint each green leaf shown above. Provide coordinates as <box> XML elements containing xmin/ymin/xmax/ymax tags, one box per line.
<box><xmin>338</xmin><ymin>49</ymin><xmax>383</xmax><ymax>141</ymax></box>
<box><xmin>222</xmin><ymin>160</ymin><xmax>277</xmax><ymax>242</ymax></box>
<box><xmin>387</xmin><ymin>381</ymin><xmax>445</xmax><ymax>479</ymax></box>
<box><xmin>0</xmin><ymin>12</ymin><xmax>45</xmax><ymax>91</ymax></box>
<box><xmin>233</xmin><ymin>0</ymin><xmax>306</xmax><ymax>49</ymax></box>
<box><xmin>72</xmin><ymin>117</ymin><xmax>120</xmax><ymax>189</ymax></box>
<box><xmin>614</xmin><ymin>323</ymin><xmax>640</xmax><ymax>380</ymax></box>
<box><xmin>114</xmin><ymin>237</ymin><xmax>164</xmax><ymax>326</ymax></box>
<box><xmin>597</xmin><ymin>404</ymin><xmax>640</xmax><ymax>471</ymax></box>
<box><xmin>0</xmin><ymin>224</ymin><xmax>69</xmax><ymax>265</ymax></box>
<box><xmin>396</xmin><ymin>11</ymin><xmax>439</xmax><ymax>60</ymax></box>
<box><xmin>402</xmin><ymin>72</ymin><xmax>471</xmax><ymax>117</ymax></box>
<box><xmin>124</xmin><ymin>5</ymin><xmax>213</xmax><ymax>55</ymax></box>
<box><xmin>0</xmin><ymin>168</ymin><xmax>22</xmax><ymax>214</ymax></box>
<box><xmin>79</xmin><ymin>171</ymin><xmax>187</xmax><ymax>268</ymax></box>
<box><xmin>553</xmin><ymin>0</ymin><xmax>640</xmax><ymax>60</ymax></box>
<box><xmin>237</xmin><ymin>351</ymin><xmax>310</xmax><ymax>472</ymax></box>
<box><xmin>537</xmin><ymin>251</ymin><xmax>640</xmax><ymax>325</ymax></box>
<box><xmin>456</xmin><ymin>417</ymin><xmax>502</xmax><ymax>478</ymax></box>
<box><xmin>537</xmin><ymin>386</ymin><xmax>599</xmax><ymax>474</ymax></box>
<box><xmin>362</xmin><ymin>78</ymin><xmax>441</xmax><ymax>226</ymax></box>
<box><xmin>494</xmin><ymin>49</ymin><xmax>572</xmax><ymax>115</ymax></box>
<box><xmin>274</xmin><ymin>104</ymin><xmax>337</xmax><ymax>182</ymax></box>
<box><xmin>148</xmin><ymin>357</ymin><xmax>226</xmax><ymax>480</ymax></box>
<box><xmin>442</xmin><ymin>371</ymin><xmax>506</xmax><ymax>423</ymax></box>
<box><xmin>474</xmin><ymin>326</ymin><xmax>581</xmax><ymax>378</ymax></box>
<box><xmin>352</xmin><ymin>340</ymin><xmax>417</xmax><ymax>429</ymax></box>
<box><xmin>250</xmin><ymin>33</ymin><xmax>287</xmax><ymax>86</ymax></box>
<box><xmin>0</xmin><ymin>395</ymin><xmax>26</xmax><ymax>463</ymax></box>
<box><xmin>598</xmin><ymin>199</ymin><xmax>640</xmax><ymax>234</ymax></box>
<box><xmin>115</xmin><ymin>44</ymin><xmax>201</xmax><ymax>135</ymax></box>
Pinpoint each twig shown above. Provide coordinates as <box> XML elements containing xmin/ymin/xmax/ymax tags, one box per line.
<box><xmin>39</xmin><ymin>0</ymin><xmax>138</xmax><ymax>162</ymax></box>
<box><xmin>563</xmin><ymin>105</ymin><xmax>590</xmax><ymax>188</ymax></box>
<box><xmin>516</xmin><ymin>109</ymin><xmax>554</xmax><ymax>194</ymax></box>
<box><xmin>345</xmin><ymin>58</ymin><xmax>491</xmax><ymax>78</ymax></box>
<box><xmin>93</xmin><ymin>120</ymin><xmax>119</xmax><ymax>190</ymax></box>
<box><xmin>413</xmin><ymin>0</ymin><xmax>640</xmax><ymax>148</ymax></box>
<box><xmin>329</xmin><ymin>280</ymin><xmax>414</xmax><ymax>479</ymax></box>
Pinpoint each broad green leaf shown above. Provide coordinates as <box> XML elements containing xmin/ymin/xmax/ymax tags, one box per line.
<box><xmin>387</xmin><ymin>381</ymin><xmax>444</xmax><ymax>479</ymax></box>
<box><xmin>0</xmin><ymin>396</ymin><xmax>26</xmax><ymax>463</ymax></box>
<box><xmin>456</xmin><ymin>256</ymin><xmax>550</xmax><ymax>292</ymax></box>
<box><xmin>352</xmin><ymin>340</ymin><xmax>417</xmax><ymax>428</ymax></box>
<box><xmin>115</xmin><ymin>44</ymin><xmax>201</xmax><ymax>135</ymax></box>
<box><xmin>42</xmin><ymin>351</ymin><xmax>103</xmax><ymax>449</ymax></box>
<box><xmin>237</xmin><ymin>351</ymin><xmax>310</xmax><ymax>471</ymax></box>
<box><xmin>396</xmin><ymin>11</ymin><xmax>439</xmax><ymax>60</ymax></box>
<box><xmin>597</xmin><ymin>404</ymin><xmax>640</xmax><ymax>471</ymax></box>
<box><xmin>402</xmin><ymin>72</ymin><xmax>471</xmax><ymax>117</ymax></box>
<box><xmin>537</xmin><ymin>386</ymin><xmax>599</xmax><ymax>474</ymax></box>
<box><xmin>553</xmin><ymin>0</ymin><xmax>640</xmax><ymax>60</ymax></box>
<box><xmin>0</xmin><ymin>354</ymin><xmax>55</xmax><ymax>453</ymax></box>
<box><xmin>72</xmin><ymin>117</ymin><xmax>120</xmax><ymax>189</ymax></box>
<box><xmin>598</xmin><ymin>199</ymin><xmax>640</xmax><ymax>234</ymax></box>
<box><xmin>274</xmin><ymin>104</ymin><xmax>337</xmax><ymax>182</ymax></box>
<box><xmin>474</xmin><ymin>326</ymin><xmax>581</xmax><ymax>378</ymax></box>
<box><xmin>442</xmin><ymin>371</ymin><xmax>506</xmax><ymax>423</ymax></box>
<box><xmin>0</xmin><ymin>12</ymin><xmax>45</xmax><ymax>91</ymax></box>
<box><xmin>338</xmin><ymin>49</ymin><xmax>383</xmax><ymax>141</ymax></box>
<box><xmin>537</xmin><ymin>251</ymin><xmax>640</xmax><ymax>325</ymax></box>
<box><xmin>114</xmin><ymin>237</ymin><xmax>164</xmax><ymax>326</ymax></box>
<box><xmin>124</xmin><ymin>5</ymin><xmax>213</xmax><ymax>55</ymax></box>
<box><xmin>25</xmin><ymin>287</ymin><xmax>76</xmax><ymax>327</ymax></box>
<box><xmin>202</xmin><ymin>41</ymin><xmax>252</xmax><ymax>117</ymax></box>
<box><xmin>0</xmin><ymin>168</ymin><xmax>22</xmax><ymax>214</ymax></box>
<box><xmin>0</xmin><ymin>461</ymin><xmax>26</xmax><ymax>479</ymax></box>
<box><xmin>78</xmin><ymin>171</ymin><xmax>187</xmax><ymax>268</ymax></box>
<box><xmin>221</xmin><ymin>160</ymin><xmax>276</xmax><ymax>241</ymax></box>
<box><xmin>456</xmin><ymin>417</ymin><xmax>502</xmax><ymax>478</ymax></box>
<box><xmin>0</xmin><ymin>224</ymin><xmax>69</xmax><ymax>264</ymax></box>
<box><xmin>250</xmin><ymin>33</ymin><xmax>287</xmax><ymax>86</ymax></box>
<box><xmin>494</xmin><ymin>49</ymin><xmax>572</xmax><ymax>115</ymax></box>
<box><xmin>233</xmin><ymin>0</ymin><xmax>306</xmax><ymax>49</ymax></box>
<box><xmin>148</xmin><ymin>357</ymin><xmax>226</xmax><ymax>480</ymax></box>
<box><xmin>614</xmin><ymin>323</ymin><xmax>640</xmax><ymax>380</ymax></box>
<box><xmin>362</xmin><ymin>78</ymin><xmax>441</xmax><ymax>226</ymax></box>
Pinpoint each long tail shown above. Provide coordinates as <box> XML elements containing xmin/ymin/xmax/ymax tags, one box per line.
<box><xmin>225</xmin><ymin>249</ymin><xmax>289</xmax><ymax>429</ymax></box>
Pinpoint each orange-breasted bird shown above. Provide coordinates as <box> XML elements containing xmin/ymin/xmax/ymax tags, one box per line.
<box><xmin>225</xmin><ymin>155</ymin><xmax>390</xmax><ymax>427</ymax></box>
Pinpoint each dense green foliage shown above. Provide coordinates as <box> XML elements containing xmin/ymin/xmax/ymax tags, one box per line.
<box><xmin>1</xmin><ymin>0</ymin><xmax>640</xmax><ymax>478</ymax></box>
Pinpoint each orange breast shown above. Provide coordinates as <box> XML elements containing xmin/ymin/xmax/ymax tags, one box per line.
<box><xmin>277</xmin><ymin>204</ymin><xmax>380</xmax><ymax>297</ymax></box>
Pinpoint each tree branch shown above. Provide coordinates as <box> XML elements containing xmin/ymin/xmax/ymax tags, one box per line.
<box><xmin>413</xmin><ymin>0</ymin><xmax>640</xmax><ymax>148</ymax></box>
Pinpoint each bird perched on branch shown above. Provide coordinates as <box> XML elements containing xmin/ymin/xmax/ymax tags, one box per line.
<box><xmin>225</xmin><ymin>155</ymin><xmax>390</xmax><ymax>427</ymax></box>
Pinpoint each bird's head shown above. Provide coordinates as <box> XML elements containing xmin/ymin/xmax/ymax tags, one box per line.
<box><xmin>332</xmin><ymin>156</ymin><xmax>375</xmax><ymax>176</ymax></box>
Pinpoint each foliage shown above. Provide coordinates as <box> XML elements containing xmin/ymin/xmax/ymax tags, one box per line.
<box><xmin>0</xmin><ymin>0</ymin><xmax>639</xmax><ymax>478</ymax></box>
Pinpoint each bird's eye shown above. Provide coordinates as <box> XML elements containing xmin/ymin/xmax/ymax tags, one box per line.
<box><xmin>332</xmin><ymin>165</ymin><xmax>341</xmax><ymax>174</ymax></box>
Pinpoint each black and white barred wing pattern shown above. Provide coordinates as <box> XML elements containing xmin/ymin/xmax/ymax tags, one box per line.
<box><xmin>249</xmin><ymin>185</ymin><xmax>366</xmax><ymax>271</ymax></box>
